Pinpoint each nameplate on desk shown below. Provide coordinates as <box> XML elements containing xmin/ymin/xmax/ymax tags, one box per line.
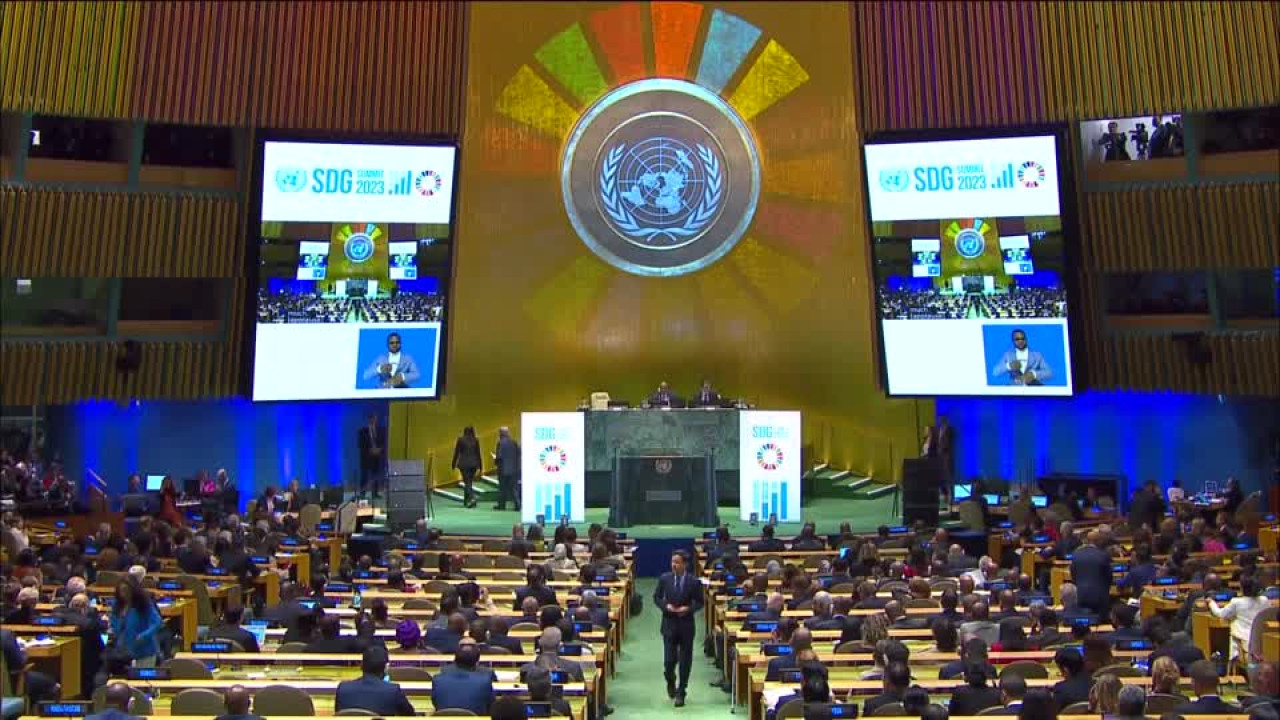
<box><xmin>584</xmin><ymin>587</ymin><xmax>610</xmax><ymax>596</ymax></box>
<box><xmin>1031</xmin><ymin>534</ymin><xmax>1050</xmax><ymax>543</ymax></box>
<box><xmin>733</xmin><ymin>602</ymin><xmax>763</xmax><ymax>612</ymax></box>
<box><xmin>997</xmin><ymin>521</ymin><xmax>1014</xmax><ymax>529</ymax></box>
<box><xmin>1116</xmin><ymin>639</ymin><xmax>1150</xmax><ymax>650</ymax></box>
<box><xmin>702</xmin><ymin>531</ymin><xmax>718</xmax><ymax>539</ymax></box>
<box><xmin>888</xmin><ymin>526</ymin><xmax>907</xmax><ymax>533</ymax></box>
<box><xmin>327</xmin><ymin>583</ymin><xmax>351</xmax><ymax>593</ymax></box>
<box><xmin>207</xmin><ymin>581</ymin><xmax>222</xmax><ymax>588</ymax></box>
<box><xmin>1070</xmin><ymin>617</ymin><xmax>1093</xmax><ymax>627</ymax></box>
<box><xmin>646</xmin><ymin>490</ymin><xmax>682</xmax><ymax>502</ymax></box>
<box><xmin>317</xmin><ymin>522</ymin><xmax>334</xmax><ymax>531</ymax></box>
<box><xmin>559</xmin><ymin>643</ymin><xmax>586</xmax><ymax>656</ymax></box>
<box><xmin>1213</xmin><ymin>591</ymin><xmax>1236</xmax><ymax>602</ymax></box>
<box><xmin>727</xmin><ymin>587</ymin><xmax>746</xmax><ymax>596</ymax></box>
<box><xmin>1163</xmin><ymin>589</ymin><xmax>1179</xmax><ymax>598</ymax></box>
<box><xmin>299</xmin><ymin>600</ymin><xmax>318</xmax><ymax>609</ymax></box>
<box><xmin>747</xmin><ymin>620</ymin><xmax>778</xmax><ymax>632</ymax></box>
<box><xmin>986</xmin><ymin>581</ymin><xmax>1010</xmax><ymax>591</ymax></box>
<box><xmin>33</xmin><ymin>616</ymin><xmax>65</xmax><ymax>626</ymax></box>
<box><xmin>84</xmin><ymin>546</ymin><xmax>99</xmax><ymax>556</ymax></box>
<box><xmin>54</xmin><ymin>520</ymin><xmax>68</xmax><ymax>529</ymax></box>
<box><xmin>354</xmin><ymin>570</ymin><xmax>376</xmax><ymax>579</ymax></box>
<box><xmin>280</xmin><ymin>538</ymin><xmax>301</xmax><ymax>546</ymax></box>
<box><xmin>401</xmin><ymin>542</ymin><xmax>419</xmax><ymax>550</ymax></box>
<box><xmin>548</xmin><ymin>670</ymin><xmax>569</xmax><ymax>684</ymax></box>
<box><xmin>614</xmin><ymin>533</ymin><xmax>627</xmax><ymax>539</ymax></box>
<box><xmin>158</xmin><ymin>580</ymin><xmax>183</xmax><ymax>590</ymax></box>
<box><xmin>1154</xmin><ymin>576</ymin><xmax>1177</xmax><ymax>585</ymax></box>
<box><xmin>762</xmin><ymin>643</ymin><xmax>792</xmax><ymax>656</ymax></box>
<box><xmin>207</xmin><ymin>567</ymin><xmax>229</xmax><ymax>576</ymax></box>
<box><xmin>778</xmin><ymin>669</ymin><xmax>803</xmax><ymax>683</ymax></box>
<box><xmin>1111</xmin><ymin>564</ymin><xmax>1127</xmax><ymax>572</ymax></box>
<box><xmin>39</xmin><ymin>702</ymin><xmax>92</xmax><ymax>717</ymax></box>
<box><xmin>1233</xmin><ymin>542</ymin><xmax>1252</xmax><ymax>550</ymax></box>
<box><xmin>572</xmin><ymin>622</ymin><xmax>593</xmax><ymax>634</ymax></box>
<box><xmin>128</xmin><ymin>667</ymin><xmax>170</xmax><ymax>680</ymax></box>
<box><xmin>825</xmin><ymin>704</ymin><xmax>859</xmax><ymax>717</ymax></box>
<box><xmin>192</xmin><ymin>641</ymin><xmax>232</xmax><ymax>652</ymax></box>
<box><xmin>250</xmin><ymin>555</ymin><xmax>271</xmax><ymax>564</ymax></box>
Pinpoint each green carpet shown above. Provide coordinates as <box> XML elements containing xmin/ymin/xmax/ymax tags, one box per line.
<box><xmin>612</xmin><ymin>578</ymin><xmax>732</xmax><ymax>719</ymax></box>
<box><xmin>418</xmin><ymin>494</ymin><xmax>901</xmax><ymax>538</ymax></box>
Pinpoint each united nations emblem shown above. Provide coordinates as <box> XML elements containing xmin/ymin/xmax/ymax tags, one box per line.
<box><xmin>954</xmin><ymin>228</ymin><xmax>986</xmax><ymax>259</ymax></box>
<box><xmin>654</xmin><ymin>458</ymin><xmax>673</xmax><ymax>475</ymax></box>
<box><xmin>562</xmin><ymin>78</ymin><xmax>761</xmax><ymax>277</ymax></box>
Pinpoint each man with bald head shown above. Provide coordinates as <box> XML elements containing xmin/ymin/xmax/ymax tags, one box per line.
<box><xmin>336</xmin><ymin>646</ymin><xmax>415</xmax><ymax>716</ymax></box>
<box><xmin>961</xmin><ymin>601</ymin><xmax>999</xmax><ymax>645</ymax></box>
<box><xmin>1244</xmin><ymin>662</ymin><xmax>1280</xmax><ymax>714</ymax></box>
<box><xmin>423</xmin><ymin>612</ymin><xmax>468</xmax><ymax>654</ymax></box>
<box><xmin>807</xmin><ymin>591</ymin><xmax>845</xmax><ymax>630</ymax></box>
<box><xmin>886</xmin><ymin>599</ymin><xmax>929</xmax><ymax>630</ymax></box>
<box><xmin>213</xmin><ymin>685</ymin><xmax>262</xmax><ymax>720</ymax></box>
<box><xmin>520</xmin><ymin>625</ymin><xmax>585</xmax><ymax>682</ymax></box>
<box><xmin>86</xmin><ymin>682</ymin><xmax>138</xmax><ymax>720</ymax></box>
<box><xmin>765</xmin><ymin>626</ymin><xmax>811</xmax><ymax>680</ymax></box>
<box><xmin>1070</xmin><ymin>529</ymin><xmax>1112</xmax><ymax>615</ymax></box>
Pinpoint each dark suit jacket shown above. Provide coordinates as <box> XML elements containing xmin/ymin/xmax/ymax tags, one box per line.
<box><xmin>692</xmin><ymin>389</ymin><xmax>721</xmax><ymax>407</ymax></box>
<box><xmin>520</xmin><ymin>656</ymin><xmax>585</xmax><ymax>682</ymax></box>
<box><xmin>806</xmin><ymin>615</ymin><xmax>847</xmax><ymax>631</ymax></box>
<box><xmin>85</xmin><ymin>711</ymin><xmax>141</xmax><ymax>720</ymax></box>
<box><xmin>1173</xmin><ymin>695</ymin><xmax>1242</xmax><ymax>714</ymax></box>
<box><xmin>765</xmin><ymin>655</ymin><xmax>798</xmax><ymax>681</ymax></box>
<box><xmin>514</xmin><ymin>584</ymin><xmax>559</xmax><ymax>609</ymax></box>
<box><xmin>488</xmin><ymin>634</ymin><xmax>524</xmax><ymax>654</ymax></box>
<box><xmin>648</xmin><ymin>390</ymin><xmax>683</xmax><ymax>407</ymax></box>
<box><xmin>863</xmin><ymin>691</ymin><xmax>904</xmax><ymax>715</ymax></box>
<box><xmin>218</xmin><ymin>550</ymin><xmax>259</xmax><ymax>580</ymax></box>
<box><xmin>949</xmin><ymin>685</ymin><xmax>1003</xmax><ymax>715</ymax></box>
<box><xmin>653</xmin><ymin>571</ymin><xmax>704</xmax><ymax>636</ymax></box>
<box><xmin>1070</xmin><ymin>545</ymin><xmax>1113</xmax><ymax>612</ymax></box>
<box><xmin>939</xmin><ymin>661</ymin><xmax>997</xmax><ymax>681</ymax></box>
<box><xmin>335</xmin><ymin>674</ymin><xmax>415</xmax><ymax>716</ymax></box>
<box><xmin>496</xmin><ymin>437</ymin><xmax>521</xmax><ymax>477</ymax></box>
<box><xmin>177</xmin><ymin>549</ymin><xmax>210</xmax><ymax>575</ymax></box>
<box><xmin>745</xmin><ymin>609</ymin><xmax>783</xmax><ymax>624</ymax></box>
<box><xmin>358</xmin><ymin>425</ymin><xmax>388</xmax><ymax>471</ymax></box>
<box><xmin>747</xmin><ymin>538</ymin><xmax>787</xmax><ymax>553</ymax></box>
<box><xmin>431</xmin><ymin>666</ymin><xmax>493</xmax><ymax>715</ymax></box>
<box><xmin>213</xmin><ymin>714</ymin><xmax>264</xmax><ymax>720</ymax></box>
<box><xmin>1052</xmin><ymin>672</ymin><xmax>1093</xmax><ymax>708</ymax></box>
<box><xmin>422</xmin><ymin>627</ymin><xmax>462</xmax><ymax>653</ymax></box>
<box><xmin>209</xmin><ymin>624</ymin><xmax>260</xmax><ymax>653</ymax></box>
<box><xmin>266</xmin><ymin>599</ymin><xmax>308</xmax><ymax>629</ymax></box>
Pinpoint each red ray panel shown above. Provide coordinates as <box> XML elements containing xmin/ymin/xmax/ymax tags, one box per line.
<box><xmin>589</xmin><ymin>3</ymin><xmax>647</xmax><ymax>85</ymax></box>
<box><xmin>651</xmin><ymin>2</ymin><xmax>702</xmax><ymax>79</ymax></box>
<box><xmin>753</xmin><ymin>197</ymin><xmax>843</xmax><ymax>260</ymax></box>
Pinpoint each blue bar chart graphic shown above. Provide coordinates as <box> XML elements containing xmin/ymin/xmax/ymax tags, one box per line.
<box><xmin>535</xmin><ymin>481</ymin><xmax>573</xmax><ymax>522</ymax></box>
<box><xmin>753</xmin><ymin>479</ymin><xmax>791</xmax><ymax>522</ymax></box>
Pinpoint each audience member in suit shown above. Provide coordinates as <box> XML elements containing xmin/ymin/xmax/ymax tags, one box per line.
<box><xmin>334</xmin><ymin>645</ymin><xmax>415</xmax><ymax>716</ymax></box>
<box><xmin>791</xmin><ymin>523</ymin><xmax>826</xmax><ymax>551</ymax></box>
<box><xmin>806</xmin><ymin>592</ymin><xmax>846</xmax><ymax>631</ymax></box>
<box><xmin>938</xmin><ymin>588</ymin><xmax>963</xmax><ymax>623</ymax></box>
<box><xmin>653</xmin><ymin>549</ymin><xmax>704</xmax><ymax>706</ymax></box>
<box><xmin>747</xmin><ymin>525</ymin><xmax>787</xmax><ymax>553</ymax></box>
<box><xmin>1</xmin><ymin>628</ymin><xmax>59</xmax><ymax>704</ymax></box>
<box><xmin>1028</xmin><ymin>608</ymin><xmax>1066</xmax><ymax>648</ymax></box>
<box><xmin>1057</xmin><ymin>583</ymin><xmax>1098</xmax><ymax>624</ymax></box>
<box><xmin>960</xmin><ymin>601</ymin><xmax>1000</xmax><ymax>645</ymax></box>
<box><xmin>1241</xmin><ymin>661</ymin><xmax>1280</xmax><ymax>715</ymax></box>
<box><xmin>84</xmin><ymin>682</ymin><xmax>139</xmax><ymax>720</ymax></box>
<box><xmin>886</xmin><ymin>599</ymin><xmax>929</xmax><ymax>630</ymax></box>
<box><xmin>54</xmin><ymin>593</ymin><xmax>106</xmax><ymax>695</ymax></box>
<box><xmin>513</xmin><ymin>565</ymin><xmax>559</xmax><ymax>609</ymax></box>
<box><xmin>949</xmin><ymin>662</ymin><xmax>1004</xmax><ymax>715</ymax></box>
<box><xmin>748</xmin><ymin>592</ymin><xmax>786</xmax><ymax>623</ymax></box>
<box><xmin>1124</xmin><ymin>543</ymin><xmax>1159</xmax><ymax>593</ymax></box>
<box><xmin>211</xmin><ymin>685</ymin><xmax>263</xmax><ymax>720</ymax></box>
<box><xmin>486</xmin><ymin>617</ymin><xmax>525</xmax><ymax>655</ymax></box>
<box><xmin>1070</xmin><ymin>531</ymin><xmax>1113</xmax><ymax>615</ymax></box>
<box><xmin>519</xmin><ymin>626</ymin><xmax>585</xmax><ymax>682</ymax></box>
<box><xmin>579</xmin><ymin>590</ymin><xmax>611</xmax><ymax>629</ymax></box>
<box><xmin>765</xmin><ymin>626</ymin><xmax>812</xmax><ymax>680</ymax></box>
<box><xmin>208</xmin><ymin>605</ymin><xmax>260</xmax><ymax>653</ymax></box>
<box><xmin>422</xmin><ymin>613</ymin><xmax>467</xmax><ymax>654</ymax></box>
<box><xmin>863</xmin><ymin>661</ymin><xmax>911</xmax><ymax>715</ymax></box>
<box><xmin>525</xmin><ymin>665</ymin><xmax>574</xmax><ymax>716</ymax></box>
<box><xmin>1106</xmin><ymin>603</ymin><xmax>1144</xmax><ymax>643</ymax></box>
<box><xmin>854</xmin><ymin>580</ymin><xmax>888</xmax><ymax>610</ymax></box>
<box><xmin>1052</xmin><ymin>646</ymin><xmax>1093</xmax><ymax>709</ymax></box>
<box><xmin>431</xmin><ymin>643</ymin><xmax>493</xmax><ymax>716</ymax></box>
<box><xmin>304</xmin><ymin>615</ymin><xmax>365</xmax><ymax>654</ymax></box>
<box><xmin>1173</xmin><ymin>659</ymin><xmax>1242</xmax><ymax>714</ymax></box>
<box><xmin>941</xmin><ymin>637</ymin><xmax>996</xmax><ymax>680</ymax></box>
<box><xmin>1112</xmin><ymin>684</ymin><xmax>1150</xmax><ymax>720</ymax></box>
<box><xmin>992</xmin><ymin>673</ymin><xmax>1027</xmax><ymax>715</ymax></box>
<box><xmin>177</xmin><ymin>535</ymin><xmax>212</xmax><ymax>575</ymax></box>
<box><xmin>705</xmin><ymin>525</ymin><xmax>739</xmax><ymax>565</ymax></box>
<box><xmin>768</xmin><ymin>661</ymin><xmax>830</xmax><ymax>720</ymax></box>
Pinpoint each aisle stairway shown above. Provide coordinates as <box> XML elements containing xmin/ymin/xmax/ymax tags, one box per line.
<box><xmin>805</xmin><ymin>464</ymin><xmax>897</xmax><ymax>501</ymax></box>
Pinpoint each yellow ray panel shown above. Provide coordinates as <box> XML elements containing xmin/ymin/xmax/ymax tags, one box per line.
<box><xmin>727</xmin><ymin>39</ymin><xmax>810</xmax><ymax>121</ymax></box>
<box><xmin>765</xmin><ymin>150</ymin><xmax>847</xmax><ymax>203</ymax></box>
<box><xmin>524</xmin><ymin>254</ymin><xmax>613</xmax><ymax>338</ymax></box>
<box><xmin>694</xmin><ymin>260</ymin><xmax>773</xmax><ymax>340</ymax></box>
<box><xmin>495</xmin><ymin>64</ymin><xmax>580</xmax><ymax>140</ymax></box>
<box><xmin>728</xmin><ymin>236</ymin><xmax>816</xmax><ymax>315</ymax></box>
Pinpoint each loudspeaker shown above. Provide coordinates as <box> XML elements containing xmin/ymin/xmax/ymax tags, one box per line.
<box><xmin>901</xmin><ymin>458</ymin><xmax>941</xmax><ymax>526</ymax></box>
<box><xmin>346</xmin><ymin>534</ymin><xmax>386</xmax><ymax>562</ymax></box>
<box><xmin>388</xmin><ymin>507</ymin><xmax>422</xmax><ymax>529</ymax></box>
<box><xmin>388</xmin><ymin>474</ymin><xmax>423</xmax><ymax>493</ymax></box>
<box><xmin>387</xmin><ymin>492</ymin><xmax>425</xmax><ymax>511</ymax></box>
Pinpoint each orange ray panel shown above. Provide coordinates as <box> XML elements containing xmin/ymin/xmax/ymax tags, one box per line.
<box><xmin>651</xmin><ymin>2</ymin><xmax>703</xmax><ymax>79</ymax></box>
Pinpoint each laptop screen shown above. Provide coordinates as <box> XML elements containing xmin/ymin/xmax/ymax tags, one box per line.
<box><xmin>1031</xmin><ymin>495</ymin><xmax>1049</xmax><ymax>507</ymax></box>
<box><xmin>953</xmin><ymin>484</ymin><xmax>972</xmax><ymax>500</ymax></box>
<box><xmin>145</xmin><ymin>475</ymin><xmax>165</xmax><ymax>491</ymax></box>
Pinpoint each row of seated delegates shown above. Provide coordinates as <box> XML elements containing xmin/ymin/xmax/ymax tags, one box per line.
<box><xmin>1</xmin><ymin>448</ymin><xmax>80</xmax><ymax>514</ymax></box>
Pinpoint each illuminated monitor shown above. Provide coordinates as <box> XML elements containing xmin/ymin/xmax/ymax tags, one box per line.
<box><xmin>145</xmin><ymin>475</ymin><xmax>165</xmax><ymax>491</ymax></box>
<box><xmin>1031</xmin><ymin>495</ymin><xmax>1049</xmax><ymax>508</ymax></box>
<box><xmin>864</xmin><ymin>128</ymin><xmax>1074</xmax><ymax>396</ymax></box>
<box><xmin>953</xmin><ymin>483</ymin><xmax>973</xmax><ymax>501</ymax></box>
<box><xmin>252</xmin><ymin>137</ymin><xmax>458</xmax><ymax>401</ymax></box>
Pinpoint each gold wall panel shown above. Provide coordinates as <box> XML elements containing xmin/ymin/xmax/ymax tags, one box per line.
<box><xmin>1</xmin><ymin>1</ymin><xmax>468</xmax><ymax>134</ymax></box>
<box><xmin>0</xmin><ymin>188</ymin><xmax>242</xmax><ymax>277</ymax></box>
<box><xmin>398</xmin><ymin>1</ymin><xmax>927</xmax><ymax>484</ymax></box>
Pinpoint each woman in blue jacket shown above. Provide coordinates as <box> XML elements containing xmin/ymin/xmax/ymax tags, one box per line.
<box><xmin>110</xmin><ymin>578</ymin><xmax>164</xmax><ymax>667</ymax></box>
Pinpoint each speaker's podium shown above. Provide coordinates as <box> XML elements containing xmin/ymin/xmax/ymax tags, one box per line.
<box><xmin>608</xmin><ymin>451</ymin><xmax>718</xmax><ymax>527</ymax></box>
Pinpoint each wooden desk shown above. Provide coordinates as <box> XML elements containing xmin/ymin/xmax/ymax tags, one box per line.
<box><xmin>17</xmin><ymin>636</ymin><xmax>80</xmax><ymax>700</ymax></box>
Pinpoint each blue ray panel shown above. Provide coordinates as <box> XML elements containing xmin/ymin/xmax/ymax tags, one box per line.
<box><xmin>694</xmin><ymin>10</ymin><xmax>762</xmax><ymax>94</ymax></box>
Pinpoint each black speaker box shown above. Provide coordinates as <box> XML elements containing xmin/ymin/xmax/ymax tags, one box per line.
<box><xmin>902</xmin><ymin>458</ymin><xmax>941</xmax><ymax>526</ymax></box>
<box><xmin>388</xmin><ymin>474</ymin><xmax>423</xmax><ymax>493</ymax></box>
<box><xmin>346</xmin><ymin>534</ymin><xmax>386</xmax><ymax>562</ymax></box>
<box><xmin>387</xmin><ymin>492</ymin><xmax>425</xmax><ymax>511</ymax></box>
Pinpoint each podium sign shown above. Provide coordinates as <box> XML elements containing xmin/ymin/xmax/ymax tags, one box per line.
<box><xmin>738</xmin><ymin>411</ymin><xmax>801</xmax><ymax>522</ymax></box>
<box><xmin>521</xmin><ymin>412</ymin><xmax>585</xmax><ymax>523</ymax></box>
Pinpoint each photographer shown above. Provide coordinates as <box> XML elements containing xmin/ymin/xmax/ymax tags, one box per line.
<box><xmin>1097</xmin><ymin>121</ymin><xmax>1131</xmax><ymax>161</ymax></box>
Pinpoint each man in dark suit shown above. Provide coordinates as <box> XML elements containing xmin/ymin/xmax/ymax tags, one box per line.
<box><xmin>213</xmin><ymin>685</ymin><xmax>263</xmax><ymax>720</ymax></box>
<box><xmin>422</xmin><ymin>613</ymin><xmax>467</xmax><ymax>654</ymax></box>
<box><xmin>886</xmin><ymin>600</ymin><xmax>929</xmax><ymax>630</ymax></box>
<box><xmin>486</xmin><ymin>617</ymin><xmax>525</xmax><ymax>655</ymax></box>
<box><xmin>747</xmin><ymin>593</ymin><xmax>786</xmax><ymax>623</ymax></box>
<box><xmin>1069</xmin><ymin>531</ymin><xmax>1112</xmax><ymax>616</ymax></box>
<box><xmin>519</xmin><ymin>626</ymin><xmax>585</xmax><ymax>682</ymax></box>
<box><xmin>992</xmin><ymin>673</ymin><xmax>1027</xmax><ymax>715</ymax></box>
<box><xmin>494</xmin><ymin>426</ymin><xmax>521</xmax><ymax>511</ymax></box>
<box><xmin>356</xmin><ymin>413</ymin><xmax>387</xmax><ymax>500</ymax></box>
<box><xmin>648</xmin><ymin>381</ymin><xmax>681</xmax><ymax>408</ymax></box>
<box><xmin>1241</xmin><ymin>662</ymin><xmax>1280</xmax><ymax>714</ymax></box>
<box><xmin>304</xmin><ymin>615</ymin><xmax>365</xmax><ymax>654</ymax></box>
<box><xmin>1173</xmin><ymin>660</ymin><xmax>1242</xmax><ymax>714</ymax></box>
<box><xmin>1051</xmin><ymin>647</ymin><xmax>1093</xmax><ymax>709</ymax></box>
<box><xmin>748</xmin><ymin>525</ymin><xmax>787</xmax><ymax>553</ymax></box>
<box><xmin>514</xmin><ymin>565</ymin><xmax>559</xmax><ymax>609</ymax></box>
<box><xmin>84</xmin><ymin>682</ymin><xmax>139</xmax><ymax>720</ymax></box>
<box><xmin>1147</xmin><ymin>617</ymin><xmax>1205</xmax><ymax>672</ymax></box>
<box><xmin>653</xmin><ymin>550</ymin><xmax>704</xmax><ymax>707</ymax></box>
<box><xmin>334</xmin><ymin>645</ymin><xmax>415</xmax><ymax>715</ymax></box>
<box><xmin>949</xmin><ymin>663</ymin><xmax>1003</xmax><ymax>715</ymax></box>
<box><xmin>863</xmin><ymin>662</ymin><xmax>910</xmax><ymax>715</ymax></box>
<box><xmin>208</xmin><ymin>605</ymin><xmax>260</xmax><ymax>653</ymax></box>
<box><xmin>765</xmin><ymin>626</ymin><xmax>809</xmax><ymax>680</ymax></box>
<box><xmin>525</xmin><ymin>666</ymin><xmax>574</xmax><ymax>717</ymax></box>
<box><xmin>691</xmin><ymin>380</ymin><xmax>721</xmax><ymax>407</ymax></box>
<box><xmin>214</xmin><ymin>536</ymin><xmax>259</xmax><ymax>582</ymax></box>
<box><xmin>178</xmin><ymin>535</ymin><xmax>212</xmax><ymax>574</ymax></box>
<box><xmin>431</xmin><ymin>643</ymin><xmax>493</xmax><ymax>716</ymax></box>
<box><xmin>806</xmin><ymin>592</ymin><xmax>846</xmax><ymax>631</ymax></box>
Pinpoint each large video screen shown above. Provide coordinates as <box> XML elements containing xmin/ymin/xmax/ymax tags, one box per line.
<box><xmin>252</xmin><ymin>139</ymin><xmax>457</xmax><ymax>401</ymax></box>
<box><xmin>864</xmin><ymin>131</ymin><xmax>1073</xmax><ymax>396</ymax></box>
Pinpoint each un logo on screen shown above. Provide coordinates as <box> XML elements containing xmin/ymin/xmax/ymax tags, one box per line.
<box><xmin>563</xmin><ymin>78</ymin><xmax>760</xmax><ymax>277</ymax></box>
<box><xmin>878</xmin><ymin>169</ymin><xmax>910</xmax><ymax>193</ymax></box>
<box><xmin>344</xmin><ymin>233</ymin><xmax>375</xmax><ymax>263</ymax></box>
<box><xmin>954</xmin><ymin>228</ymin><xmax>986</xmax><ymax>259</ymax></box>
<box><xmin>275</xmin><ymin>167</ymin><xmax>308</xmax><ymax>193</ymax></box>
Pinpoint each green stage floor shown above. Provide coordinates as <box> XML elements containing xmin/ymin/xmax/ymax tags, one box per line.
<box><xmin>418</xmin><ymin>494</ymin><xmax>900</xmax><ymax>538</ymax></box>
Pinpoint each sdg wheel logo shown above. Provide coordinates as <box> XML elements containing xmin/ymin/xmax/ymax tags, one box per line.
<box><xmin>338</xmin><ymin>223</ymin><xmax>382</xmax><ymax>264</ymax></box>
<box><xmin>539</xmin><ymin>445</ymin><xmax>568</xmax><ymax>472</ymax></box>
<box><xmin>756</xmin><ymin>442</ymin><xmax>783</xmax><ymax>471</ymax></box>
<box><xmin>415</xmin><ymin>170</ymin><xmax>443</xmax><ymax>197</ymax></box>
<box><xmin>1017</xmin><ymin>161</ymin><xmax>1046</xmax><ymax>188</ymax></box>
